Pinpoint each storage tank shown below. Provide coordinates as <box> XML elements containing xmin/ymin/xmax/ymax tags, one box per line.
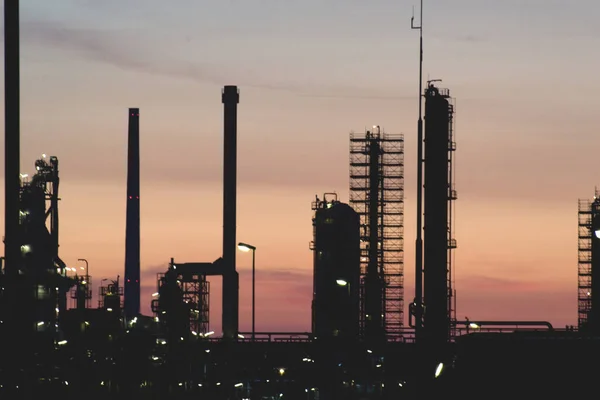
<box><xmin>311</xmin><ymin>194</ymin><xmax>360</xmax><ymax>340</ymax></box>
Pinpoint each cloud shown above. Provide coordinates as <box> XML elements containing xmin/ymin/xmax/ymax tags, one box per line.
<box><xmin>15</xmin><ymin>19</ymin><xmax>415</xmax><ymax>100</ymax></box>
<box><xmin>140</xmin><ymin>263</ymin><xmax>170</xmax><ymax>289</ymax></box>
<box><xmin>20</xmin><ymin>21</ymin><xmax>228</xmax><ymax>85</ymax></box>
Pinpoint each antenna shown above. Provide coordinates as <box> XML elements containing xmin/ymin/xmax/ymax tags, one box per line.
<box><xmin>411</xmin><ymin>0</ymin><xmax>425</xmax><ymax>342</ymax></box>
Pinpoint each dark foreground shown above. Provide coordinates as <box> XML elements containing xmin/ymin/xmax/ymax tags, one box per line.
<box><xmin>0</xmin><ymin>330</ymin><xmax>597</xmax><ymax>399</ymax></box>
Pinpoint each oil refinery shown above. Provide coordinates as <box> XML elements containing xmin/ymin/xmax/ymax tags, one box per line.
<box><xmin>1</xmin><ymin>1</ymin><xmax>599</xmax><ymax>399</ymax></box>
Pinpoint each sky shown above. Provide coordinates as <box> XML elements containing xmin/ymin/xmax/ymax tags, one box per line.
<box><xmin>1</xmin><ymin>0</ymin><xmax>599</xmax><ymax>334</ymax></box>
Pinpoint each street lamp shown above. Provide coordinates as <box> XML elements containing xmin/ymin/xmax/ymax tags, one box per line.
<box><xmin>237</xmin><ymin>242</ymin><xmax>256</xmax><ymax>341</ymax></box>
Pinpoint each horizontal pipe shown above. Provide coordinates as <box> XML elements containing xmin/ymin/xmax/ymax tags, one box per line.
<box><xmin>239</xmin><ymin>332</ymin><xmax>312</xmax><ymax>336</ymax></box>
<box><xmin>454</xmin><ymin>320</ymin><xmax>554</xmax><ymax>330</ymax></box>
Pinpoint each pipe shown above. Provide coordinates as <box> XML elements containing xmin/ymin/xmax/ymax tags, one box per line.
<box><xmin>124</xmin><ymin>108</ymin><xmax>141</xmax><ymax>318</ymax></box>
<box><xmin>221</xmin><ymin>86</ymin><xmax>240</xmax><ymax>339</ymax></box>
<box><xmin>411</xmin><ymin>0</ymin><xmax>425</xmax><ymax>343</ymax></box>
<box><xmin>454</xmin><ymin>320</ymin><xmax>554</xmax><ymax>330</ymax></box>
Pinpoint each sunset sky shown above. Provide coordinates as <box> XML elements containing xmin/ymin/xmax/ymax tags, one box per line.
<box><xmin>1</xmin><ymin>0</ymin><xmax>599</xmax><ymax>334</ymax></box>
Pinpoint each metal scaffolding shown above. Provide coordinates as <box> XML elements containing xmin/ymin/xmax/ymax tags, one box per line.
<box><xmin>578</xmin><ymin>197</ymin><xmax>594</xmax><ymax>329</ymax></box>
<box><xmin>152</xmin><ymin>267</ymin><xmax>210</xmax><ymax>336</ymax></box>
<box><xmin>98</xmin><ymin>278</ymin><xmax>123</xmax><ymax>310</ymax></box>
<box><xmin>350</xmin><ymin>128</ymin><xmax>404</xmax><ymax>339</ymax></box>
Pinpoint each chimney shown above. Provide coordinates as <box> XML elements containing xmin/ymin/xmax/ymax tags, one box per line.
<box><xmin>4</xmin><ymin>1</ymin><xmax>21</xmax><ymax>277</ymax></box>
<box><xmin>221</xmin><ymin>86</ymin><xmax>240</xmax><ymax>339</ymax></box>
<box><xmin>124</xmin><ymin>108</ymin><xmax>141</xmax><ymax>319</ymax></box>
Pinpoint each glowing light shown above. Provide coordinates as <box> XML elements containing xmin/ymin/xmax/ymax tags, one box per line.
<box><xmin>434</xmin><ymin>362</ymin><xmax>444</xmax><ymax>378</ymax></box>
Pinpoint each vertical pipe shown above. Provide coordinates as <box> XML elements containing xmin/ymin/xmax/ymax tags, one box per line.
<box><xmin>222</xmin><ymin>86</ymin><xmax>240</xmax><ymax>339</ymax></box>
<box><xmin>252</xmin><ymin>248</ymin><xmax>255</xmax><ymax>341</ymax></box>
<box><xmin>124</xmin><ymin>108</ymin><xmax>141</xmax><ymax>319</ymax></box>
<box><xmin>414</xmin><ymin>0</ymin><xmax>425</xmax><ymax>343</ymax></box>
<box><xmin>4</xmin><ymin>0</ymin><xmax>21</xmax><ymax>278</ymax></box>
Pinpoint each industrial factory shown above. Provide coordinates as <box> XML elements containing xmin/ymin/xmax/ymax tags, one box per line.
<box><xmin>1</xmin><ymin>1</ymin><xmax>599</xmax><ymax>399</ymax></box>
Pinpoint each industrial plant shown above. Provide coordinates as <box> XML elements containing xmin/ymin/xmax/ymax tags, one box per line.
<box><xmin>0</xmin><ymin>1</ymin><xmax>598</xmax><ymax>399</ymax></box>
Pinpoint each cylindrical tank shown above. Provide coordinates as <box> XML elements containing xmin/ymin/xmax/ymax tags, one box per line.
<box><xmin>312</xmin><ymin>200</ymin><xmax>361</xmax><ymax>340</ymax></box>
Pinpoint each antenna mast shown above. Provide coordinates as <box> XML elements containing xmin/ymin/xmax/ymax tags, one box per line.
<box><xmin>411</xmin><ymin>0</ymin><xmax>424</xmax><ymax>342</ymax></box>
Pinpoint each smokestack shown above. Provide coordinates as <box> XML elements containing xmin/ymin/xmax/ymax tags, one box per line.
<box><xmin>124</xmin><ymin>108</ymin><xmax>141</xmax><ymax>319</ymax></box>
<box><xmin>221</xmin><ymin>86</ymin><xmax>240</xmax><ymax>339</ymax></box>
<box><xmin>4</xmin><ymin>1</ymin><xmax>21</xmax><ymax>277</ymax></box>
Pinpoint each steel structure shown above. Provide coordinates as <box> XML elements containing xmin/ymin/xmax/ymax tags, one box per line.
<box><xmin>577</xmin><ymin>193</ymin><xmax>600</xmax><ymax>332</ymax></box>
<box><xmin>350</xmin><ymin>128</ymin><xmax>404</xmax><ymax>340</ymax></box>
<box><xmin>152</xmin><ymin>258</ymin><xmax>213</xmax><ymax>336</ymax></box>
<box><xmin>70</xmin><ymin>275</ymin><xmax>92</xmax><ymax>310</ymax></box>
<box><xmin>422</xmin><ymin>82</ymin><xmax>457</xmax><ymax>345</ymax></box>
<box><xmin>98</xmin><ymin>277</ymin><xmax>123</xmax><ymax>311</ymax></box>
<box><xmin>17</xmin><ymin>156</ymin><xmax>74</xmax><ymax>333</ymax></box>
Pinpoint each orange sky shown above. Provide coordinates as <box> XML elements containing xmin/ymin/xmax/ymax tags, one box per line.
<box><xmin>2</xmin><ymin>0</ymin><xmax>600</xmax><ymax>334</ymax></box>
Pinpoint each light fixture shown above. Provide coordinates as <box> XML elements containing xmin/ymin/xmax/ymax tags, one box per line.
<box><xmin>237</xmin><ymin>242</ymin><xmax>256</xmax><ymax>252</ymax></box>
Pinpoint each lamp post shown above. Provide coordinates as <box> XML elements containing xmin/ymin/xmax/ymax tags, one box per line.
<box><xmin>237</xmin><ymin>242</ymin><xmax>256</xmax><ymax>341</ymax></box>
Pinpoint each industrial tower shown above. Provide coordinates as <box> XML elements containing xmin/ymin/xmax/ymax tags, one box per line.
<box><xmin>310</xmin><ymin>193</ymin><xmax>361</xmax><ymax>340</ymax></box>
<box><xmin>349</xmin><ymin>128</ymin><xmax>404</xmax><ymax>341</ymax></box>
<box><xmin>1</xmin><ymin>156</ymin><xmax>74</xmax><ymax>340</ymax></box>
<box><xmin>222</xmin><ymin>85</ymin><xmax>240</xmax><ymax>339</ymax></box>
<box><xmin>578</xmin><ymin>192</ymin><xmax>600</xmax><ymax>333</ymax></box>
<box><xmin>124</xmin><ymin>108</ymin><xmax>141</xmax><ymax>319</ymax></box>
<box><xmin>422</xmin><ymin>82</ymin><xmax>457</xmax><ymax>345</ymax></box>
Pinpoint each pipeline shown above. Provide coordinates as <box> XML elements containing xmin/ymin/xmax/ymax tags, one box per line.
<box><xmin>454</xmin><ymin>320</ymin><xmax>554</xmax><ymax>330</ymax></box>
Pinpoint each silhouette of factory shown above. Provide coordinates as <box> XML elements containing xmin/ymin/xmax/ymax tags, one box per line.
<box><xmin>1</xmin><ymin>1</ymin><xmax>599</xmax><ymax>399</ymax></box>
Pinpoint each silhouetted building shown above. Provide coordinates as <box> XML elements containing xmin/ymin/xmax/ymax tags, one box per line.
<box><xmin>152</xmin><ymin>258</ymin><xmax>211</xmax><ymax>338</ymax></box>
<box><xmin>311</xmin><ymin>194</ymin><xmax>361</xmax><ymax>340</ymax></box>
<box><xmin>578</xmin><ymin>192</ymin><xmax>600</xmax><ymax>333</ymax></box>
<box><xmin>14</xmin><ymin>157</ymin><xmax>73</xmax><ymax>339</ymax></box>
<box><xmin>423</xmin><ymin>82</ymin><xmax>457</xmax><ymax>346</ymax></box>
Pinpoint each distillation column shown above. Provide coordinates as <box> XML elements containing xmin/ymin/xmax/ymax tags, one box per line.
<box><xmin>364</xmin><ymin>138</ymin><xmax>385</xmax><ymax>341</ymax></box>
<box><xmin>423</xmin><ymin>83</ymin><xmax>456</xmax><ymax>347</ymax></box>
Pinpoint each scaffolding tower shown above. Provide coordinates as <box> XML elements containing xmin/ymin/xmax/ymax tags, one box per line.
<box><xmin>578</xmin><ymin>194</ymin><xmax>600</xmax><ymax>330</ymax></box>
<box><xmin>350</xmin><ymin>128</ymin><xmax>404</xmax><ymax>339</ymax></box>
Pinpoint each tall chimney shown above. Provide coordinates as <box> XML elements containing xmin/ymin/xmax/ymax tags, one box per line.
<box><xmin>4</xmin><ymin>1</ymin><xmax>21</xmax><ymax>277</ymax></box>
<box><xmin>124</xmin><ymin>108</ymin><xmax>141</xmax><ymax>319</ymax></box>
<box><xmin>221</xmin><ymin>86</ymin><xmax>239</xmax><ymax>339</ymax></box>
